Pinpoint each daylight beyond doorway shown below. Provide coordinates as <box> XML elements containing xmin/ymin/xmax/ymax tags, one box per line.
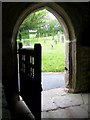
<box><xmin>17</xmin><ymin>9</ymin><xmax>66</xmax><ymax>91</ymax></box>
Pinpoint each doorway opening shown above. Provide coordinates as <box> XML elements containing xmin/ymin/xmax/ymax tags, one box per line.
<box><xmin>17</xmin><ymin>8</ymin><xmax>66</xmax><ymax>92</ymax></box>
<box><xmin>12</xmin><ymin>3</ymin><xmax>76</xmax><ymax>93</ymax></box>
<box><xmin>12</xmin><ymin>2</ymin><xmax>76</xmax><ymax>119</ymax></box>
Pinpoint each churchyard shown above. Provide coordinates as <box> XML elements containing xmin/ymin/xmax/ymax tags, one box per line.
<box><xmin>18</xmin><ymin>35</ymin><xmax>65</xmax><ymax>72</ymax></box>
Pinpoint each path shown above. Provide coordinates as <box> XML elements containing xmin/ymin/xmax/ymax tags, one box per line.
<box><xmin>42</xmin><ymin>72</ymin><xmax>65</xmax><ymax>91</ymax></box>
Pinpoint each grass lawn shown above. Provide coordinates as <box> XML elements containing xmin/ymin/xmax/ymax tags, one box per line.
<box><xmin>19</xmin><ymin>36</ymin><xmax>65</xmax><ymax>72</ymax></box>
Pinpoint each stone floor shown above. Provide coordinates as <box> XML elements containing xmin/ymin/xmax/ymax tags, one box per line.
<box><xmin>41</xmin><ymin>88</ymin><xmax>90</xmax><ymax>119</ymax></box>
<box><xmin>0</xmin><ymin>82</ymin><xmax>90</xmax><ymax>119</ymax></box>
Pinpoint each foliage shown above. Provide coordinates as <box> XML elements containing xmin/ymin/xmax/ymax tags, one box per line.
<box><xmin>18</xmin><ymin>9</ymin><xmax>64</xmax><ymax>39</ymax></box>
<box><xmin>43</xmin><ymin>19</ymin><xmax>64</xmax><ymax>37</ymax></box>
<box><xmin>17</xmin><ymin>39</ymin><xmax>21</xmax><ymax>44</ymax></box>
<box><xmin>19</xmin><ymin>9</ymin><xmax>48</xmax><ymax>32</ymax></box>
<box><xmin>18</xmin><ymin>30</ymin><xmax>29</xmax><ymax>39</ymax></box>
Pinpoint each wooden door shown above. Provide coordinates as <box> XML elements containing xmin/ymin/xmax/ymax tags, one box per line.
<box><xmin>19</xmin><ymin>43</ymin><xmax>41</xmax><ymax>120</ymax></box>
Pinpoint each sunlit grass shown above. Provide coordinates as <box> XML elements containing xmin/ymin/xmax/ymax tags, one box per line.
<box><xmin>19</xmin><ymin>36</ymin><xmax>65</xmax><ymax>72</ymax></box>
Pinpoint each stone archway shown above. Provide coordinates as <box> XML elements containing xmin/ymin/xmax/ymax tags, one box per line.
<box><xmin>12</xmin><ymin>2</ymin><xmax>76</xmax><ymax>92</ymax></box>
<box><xmin>2</xmin><ymin>3</ymin><xmax>90</xmax><ymax>119</ymax></box>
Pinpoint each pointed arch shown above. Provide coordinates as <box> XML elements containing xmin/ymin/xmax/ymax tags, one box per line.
<box><xmin>12</xmin><ymin>2</ymin><xmax>76</xmax><ymax>92</ymax></box>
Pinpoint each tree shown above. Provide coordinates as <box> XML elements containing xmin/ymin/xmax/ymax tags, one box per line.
<box><xmin>19</xmin><ymin>9</ymin><xmax>64</xmax><ymax>38</ymax></box>
<box><xmin>19</xmin><ymin>9</ymin><xmax>48</xmax><ymax>31</ymax></box>
<box><xmin>45</xmin><ymin>18</ymin><xmax>64</xmax><ymax>36</ymax></box>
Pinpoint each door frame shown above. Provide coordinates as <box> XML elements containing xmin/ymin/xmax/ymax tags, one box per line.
<box><xmin>11</xmin><ymin>2</ymin><xmax>76</xmax><ymax>92</ymax></box>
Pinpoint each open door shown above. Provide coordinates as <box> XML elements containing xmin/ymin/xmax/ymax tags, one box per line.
<box><xmin>19</xmin><ymin>43</ymin><xmax>41</xmax><ymax>120</ymax></box>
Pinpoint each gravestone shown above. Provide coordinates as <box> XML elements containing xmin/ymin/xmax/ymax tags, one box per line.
<box><xmin>61</xmin><ymin>35</ymin><xmax>64</xmax><ymax>43</ymax></box>
<box><xmin>58</xmin><ymin>31</ymin><xmax>61</xmax><ymax>42</ymax></box>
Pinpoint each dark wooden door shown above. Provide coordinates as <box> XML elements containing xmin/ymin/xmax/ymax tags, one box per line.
<box><xmin>19</xmin><ymin>43</ymin><xmax>41</xmax><ymax>120</ymax></box>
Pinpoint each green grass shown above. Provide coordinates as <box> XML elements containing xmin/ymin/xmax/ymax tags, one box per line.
<box><xmin>42</xmin><ymin>42</ymin><xmax>65</xmax><ymax>72</ymax></box>
<box><xmin>18</xmin><ymin>36</ymin><xmax>65</xmax><ymax>72</ymax></box>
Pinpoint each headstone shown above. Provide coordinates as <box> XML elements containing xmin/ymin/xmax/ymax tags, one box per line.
<box><xmin>58</xmin><ymin>31</ymin><xmax>60</xmax><ymax>42</ymax></box>
<box><xmin>61</xmin><ymin>36</ymin><xmax>64</xmax><ymax>43</ymax></box>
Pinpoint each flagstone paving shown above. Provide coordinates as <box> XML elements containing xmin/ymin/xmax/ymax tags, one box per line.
<box><xmin>0</xmin><ymin>82</ymin><xmax>90</xmax><ymax>119</ymax></box>
<box><xmin>41</xmin><ymin>88</ymin><xmax>89</xmax><ymax>118</ymax></box>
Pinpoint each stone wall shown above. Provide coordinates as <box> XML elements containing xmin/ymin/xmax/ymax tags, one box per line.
<box><xmin>76</xmin><ymin>46</ymin><xmax>90</xmax><ymax>92</ymax></box>
<box><xmin>59</xmin><ymin>3</ymin><xmax>90</xmax><ymax>92</ymax></box>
